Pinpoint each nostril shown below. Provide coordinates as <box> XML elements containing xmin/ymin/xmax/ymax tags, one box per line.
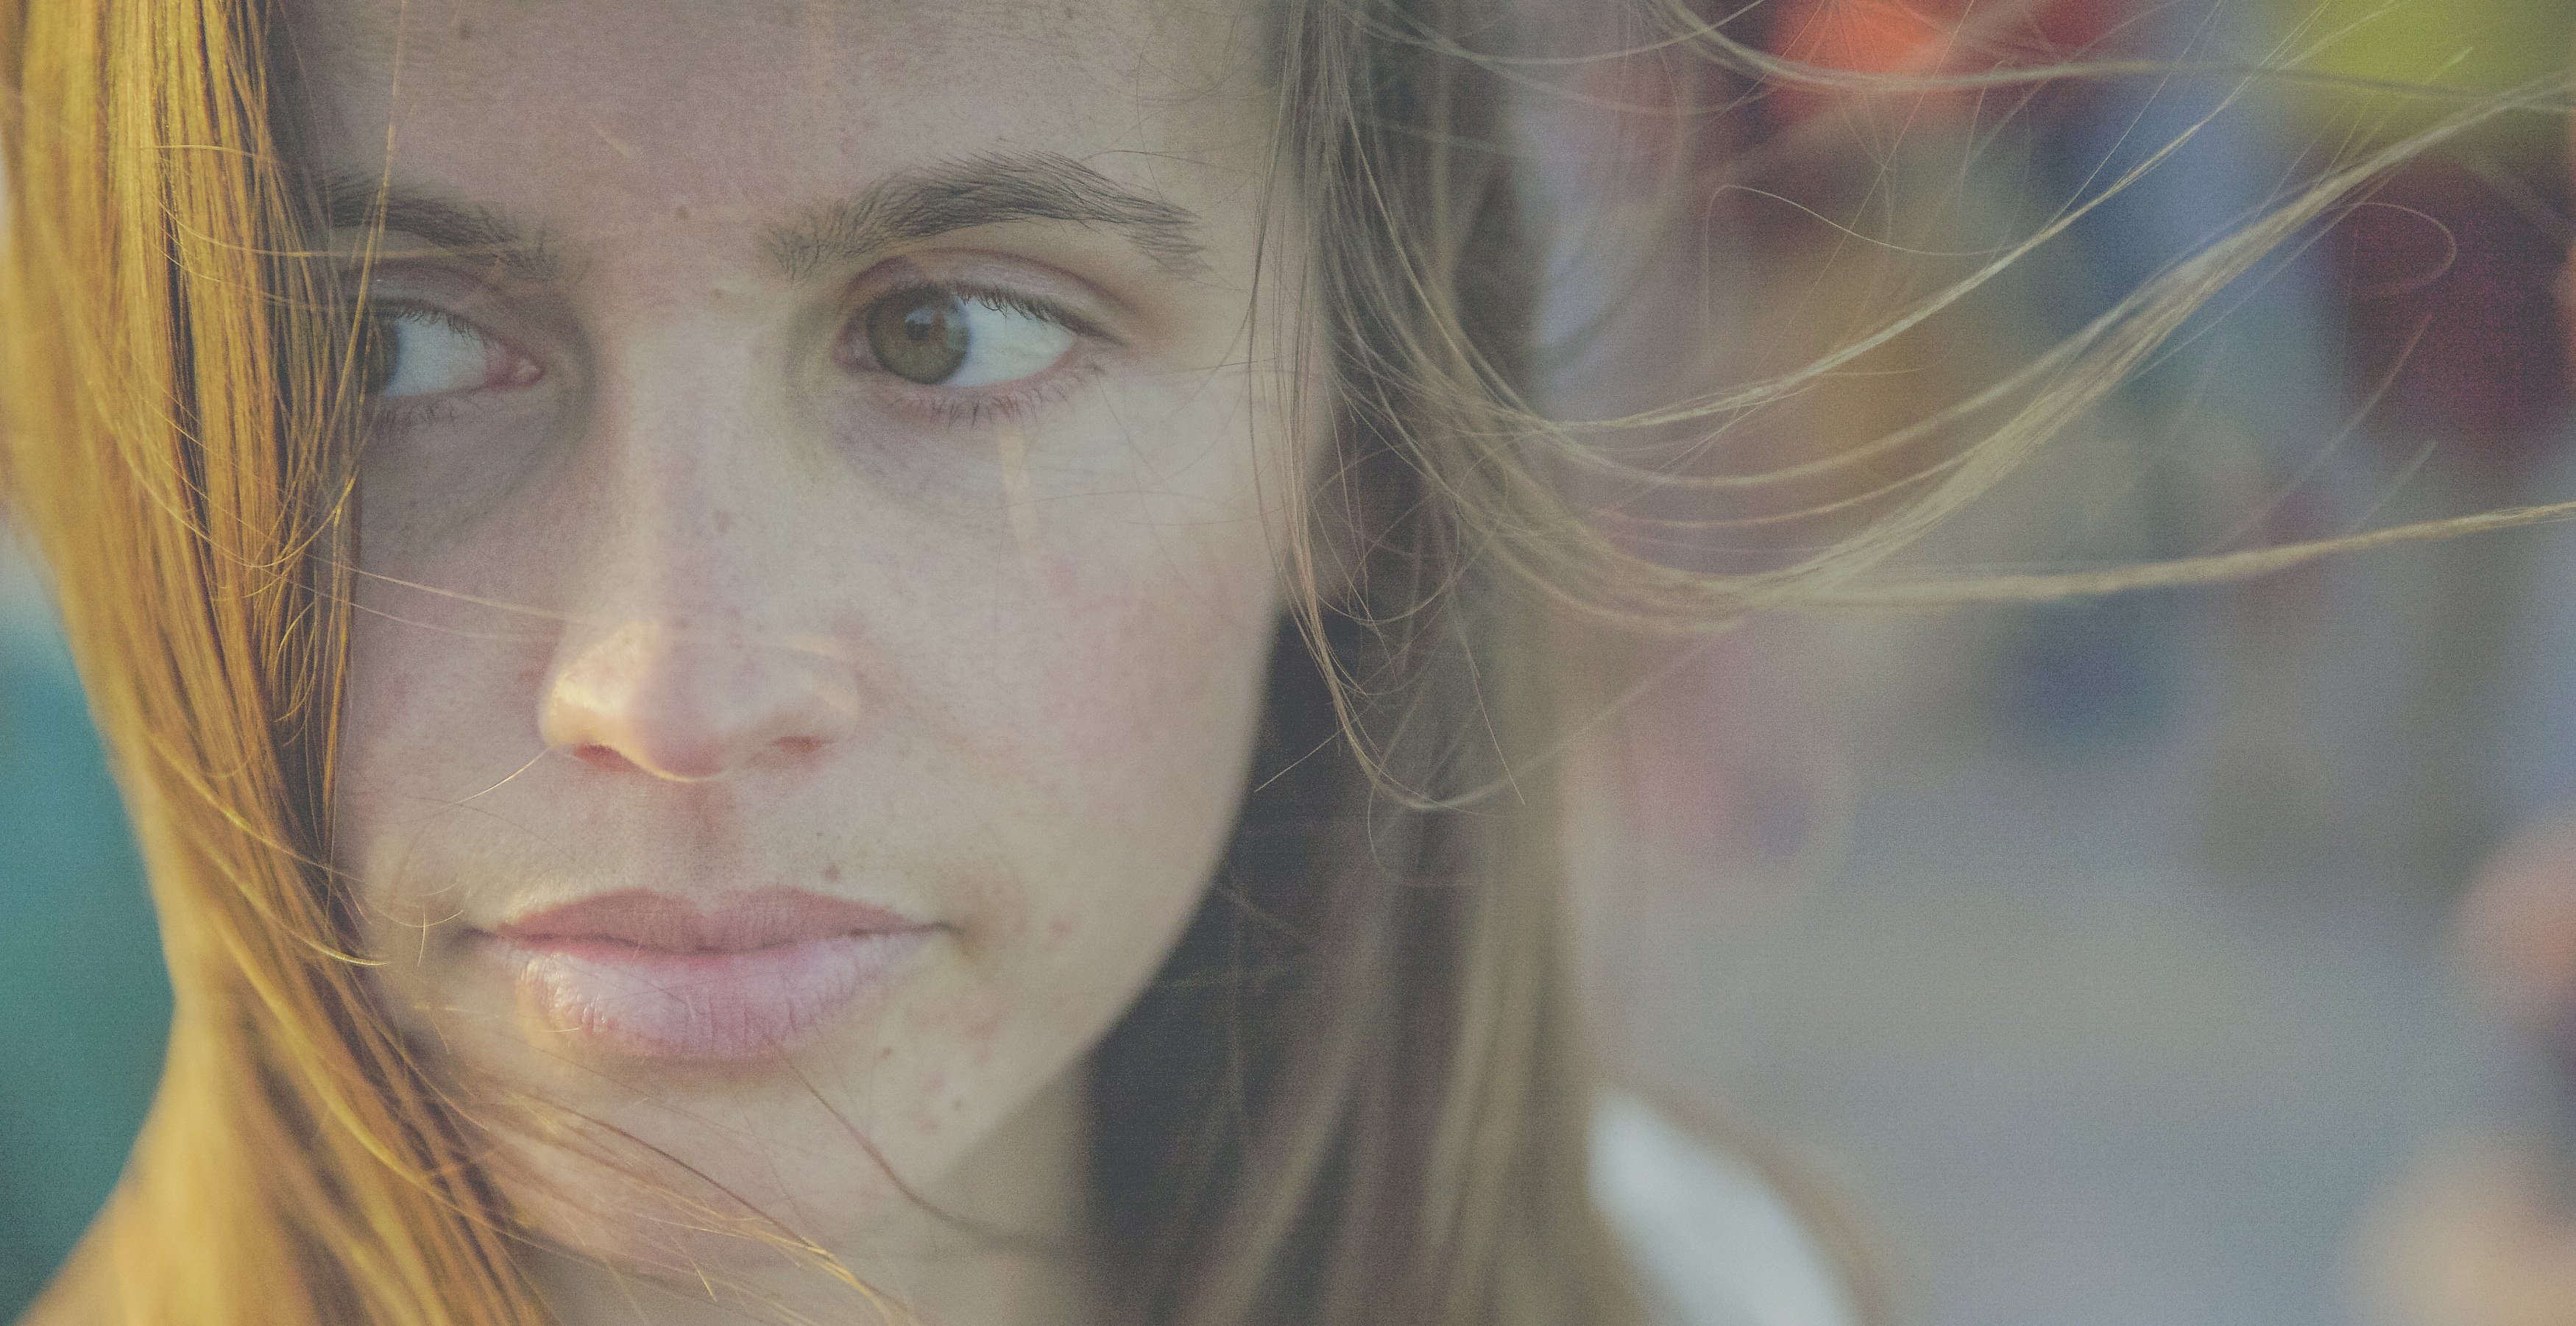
<box><xmin>540</xmin><ymin>619</ymin><xmax>857</xmax><ymax>781</ymax></box>
<box><xmin>571</xmin><ymin>744</ymin><xmax>640</xmax><ymax>773</ymax></box>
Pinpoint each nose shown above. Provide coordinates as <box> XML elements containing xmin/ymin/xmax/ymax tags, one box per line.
<box><xmin>539</xmin><ymin>615</ymin><xmax>857</xmax><ymax>781</ymax></box>
<box><xmin>532</xmin><ymin>323</ymin><xmax>860</xmax><ymax>784</ymax></box>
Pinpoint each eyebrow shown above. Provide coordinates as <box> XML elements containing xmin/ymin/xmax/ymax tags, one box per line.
<box><xmin>316</xmin><ymin>151</ymin><xmax>1208</xmax><ymax>286</ymax></box>
<box><xmin>762</xmin><ymin>151</ymin><xmax>1208</xmax><ymax>280</ymax></box>
<box><xmin>319</xmin><ymin>174</ymin><xmax>572</xmax><ymax>284</ymax></box>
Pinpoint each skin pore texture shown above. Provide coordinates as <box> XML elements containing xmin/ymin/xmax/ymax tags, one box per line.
<box><xmin>298</xmin><ymin>1</ymin><xmax>1301</xmax><ymax>1322</ymax></box>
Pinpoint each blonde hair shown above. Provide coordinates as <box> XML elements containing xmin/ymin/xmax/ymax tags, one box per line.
<box><xmin>1</xmin><ymin>1</ymin><xmax>2566</xmax><ymax>1323</ymax></box>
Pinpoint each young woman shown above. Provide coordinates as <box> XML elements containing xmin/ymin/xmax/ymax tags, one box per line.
<box><xmin>0</xmin><ymin>1</ymin><xmax>2546</xmax><ymax>1325</ymax></box>
<box><xmin>0</xmin><ymin>1</ymin><xmax>1729</xmax><ymax>1322</ymax></box>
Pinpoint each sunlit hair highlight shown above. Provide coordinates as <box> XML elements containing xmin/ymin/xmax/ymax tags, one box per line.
<box><xmin>0</xmin><ymin>1</ymin><xmax>543</xmax><ymax>1321</ymax></box>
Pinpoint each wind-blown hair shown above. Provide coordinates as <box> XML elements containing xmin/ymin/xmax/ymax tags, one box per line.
<box><xmin>1</xmin><ymin>0</ymin><xmax>2565</xmax><ymax>1324</ymax></box>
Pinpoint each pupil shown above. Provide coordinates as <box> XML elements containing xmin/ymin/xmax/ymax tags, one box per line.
<box><xmin>868</xmin><ymin>289</ymin><xmax>971</xmax><ymax>385</ymax></box>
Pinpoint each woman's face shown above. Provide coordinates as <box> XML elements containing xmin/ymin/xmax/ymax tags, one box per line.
<box><xmin>304</xmin><ymin>0</ymin><xmax>1296</xmax><ymax>1305</ymax></box>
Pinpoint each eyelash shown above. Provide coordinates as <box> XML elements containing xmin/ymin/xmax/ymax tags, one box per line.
<box><xmin>372</xmin><ymin>395</ymin><xmax>468</xmax><ymax>436</ymax></box>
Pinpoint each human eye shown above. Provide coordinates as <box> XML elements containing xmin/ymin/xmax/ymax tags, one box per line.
<box><xmin>361</xmin><ymin>305</ymin><xmax>542</xmax><ymax>403</ymax></box>
<box><xmin>843</xmin><ymin>284</ymin><xmax>1083</xmax><ymax>393</ymax></box>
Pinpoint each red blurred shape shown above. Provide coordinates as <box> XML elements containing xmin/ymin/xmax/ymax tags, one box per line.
<box><xmin>1763</xmin><ymin>0</ymin><xmax>2124</xmax><ymax>121</ymax></box>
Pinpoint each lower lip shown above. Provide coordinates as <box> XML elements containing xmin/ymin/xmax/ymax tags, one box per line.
<box><xmin>475</xmin><ymin>929</ymin><xmax>930</xmax><ymax>1061</ymax></box>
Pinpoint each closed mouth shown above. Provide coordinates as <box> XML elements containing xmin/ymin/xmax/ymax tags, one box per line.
<box><xmin>474</xmin><ymin>887</ymin><xmax>935</xmax><ymax>1060</ymax></box>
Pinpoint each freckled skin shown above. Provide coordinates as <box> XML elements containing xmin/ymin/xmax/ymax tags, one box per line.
<box><xmin>300</xmin><ymin>1</ymin><xmax>1301</xmax><ymax>1323</ymax></box>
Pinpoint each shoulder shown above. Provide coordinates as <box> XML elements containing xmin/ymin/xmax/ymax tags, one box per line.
<box><xmin>1590</xmin><ymin>1092</ymin><xmax>1867</xmax><ymax>1326</ymax></box>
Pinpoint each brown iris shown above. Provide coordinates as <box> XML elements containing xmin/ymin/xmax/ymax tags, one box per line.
<box><xmin>864</xmin><ymin>288</ymin><xmax>971</xmax><ymax>385</ymax></box>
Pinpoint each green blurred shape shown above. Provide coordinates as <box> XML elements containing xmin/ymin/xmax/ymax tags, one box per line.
<box><xmin>2255</xmin><ymin>0</ymin><xmax>2572</xmax><ymax>152</ymax></box>
<box><xmin>0</xmin><ymin>615</ymin><xmax>169</xmax><ymax>1318</ymax></box>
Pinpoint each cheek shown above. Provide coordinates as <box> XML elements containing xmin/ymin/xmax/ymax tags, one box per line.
<box><xmin>330</xmin><ymin>542</ymin><xmax>579</xmax><ymax>1072</ymax></box>
<box><xmin>941</xmin><ymin>387</ymin><xmax>1303</xmax><ymax>909</ymax></box>
<box><xmin>332</xmin><ymin>558</ymin><xmax>544</xmax><ymax>889</ymax></box>
<box><xmin>333</xmin><ymin>592</ymin><xmax>461</xmax><ymax>909</ymax></box>
<box><xmin>910</xmin><ymin>504</ymin><xmax>1287</xmax><ymax>1093</ymax></box>
<box><xmin>970</xmin><ymin>542</ymin><xmax>1280</xmax><ymax>947</ymax></box>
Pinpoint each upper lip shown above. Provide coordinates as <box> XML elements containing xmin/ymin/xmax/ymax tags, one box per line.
<box><xmin>488</xmin><ymin>887</ymin><xmax>927</xmax><ymax>954</ymax></box>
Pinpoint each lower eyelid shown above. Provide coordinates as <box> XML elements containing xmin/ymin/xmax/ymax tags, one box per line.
<box><xmin>877</xmin><ymin>359</ymin><xmax>1103</xmax><ymax>428</ymax></box>
<box><xmin>368</xmin><ymin>393</ymin><xmax>472</xmax><ymax>429</ymax></box>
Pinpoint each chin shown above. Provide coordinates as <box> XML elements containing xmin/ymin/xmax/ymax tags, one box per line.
<box><xmin>483</xmin><ymin>1089</ymin><xmax>917</xmax><ymax>1277</ymax></box>
<box><xmin>398</xmin><ymin>949</ymin><xmax>1088</xmax><ymax>1286</ymax></box>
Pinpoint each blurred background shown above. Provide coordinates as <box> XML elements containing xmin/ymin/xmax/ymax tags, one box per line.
<box><xmin>7</xmin><ymin>1</ymin><xmax>2576</xmax><ymax>1322</ymax></box>
<box><xmin>1538</xmin><ymin>1</ymin><xmax>2576</xmax><ymax>1325</ymax></box>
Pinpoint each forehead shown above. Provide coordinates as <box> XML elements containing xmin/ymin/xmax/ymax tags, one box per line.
<box><xmin>289</xmin><ymin>0</ymin><xmax>1266</xmax><ymax>222</ymax></box>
